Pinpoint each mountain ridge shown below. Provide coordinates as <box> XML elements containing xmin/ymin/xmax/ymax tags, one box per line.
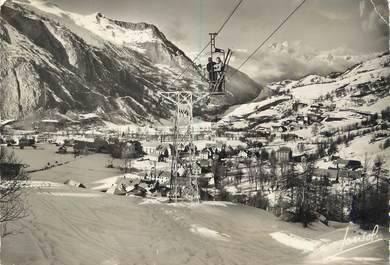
<box><xmin>220</xmin><ymin>52</ymin><xmax>390</xmax><ymax>131</ymax></box>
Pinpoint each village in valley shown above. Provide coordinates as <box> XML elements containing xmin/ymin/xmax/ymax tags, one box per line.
<box><xmin>1</xmin><ymin>52</ymin><xmax>389</xmax><ymax>227</ymax></box>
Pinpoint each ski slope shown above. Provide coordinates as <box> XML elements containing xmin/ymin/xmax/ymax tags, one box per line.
<box><xmin>1</xmin><ymin>185</ymin><xmax>324</xmax><ymax>265</ymax></box>
<box><xmin>3</xmin><ymin>184</ymin><xmax>387</xmax><ymax>265</ymax></box>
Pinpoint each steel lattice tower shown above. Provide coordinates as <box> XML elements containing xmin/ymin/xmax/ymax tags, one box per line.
<box><xmin>159</xmin><ymin>91</ymin><xmax>203</xmax><ymax>202</ymax></box>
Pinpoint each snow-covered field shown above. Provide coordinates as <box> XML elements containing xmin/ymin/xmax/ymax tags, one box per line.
<box><xmin>2</xmin><ymin>144</ymin><xmax>388</xmax><ymax>265</ymax></box>
<box><xmin>3</xmin><ymin>184</ymin><xmax>388</xmax><ymax>265</ymax></box>
<box><xmin>337</xmin><ymin>134</ymin><xmax>390</xmax><ymax>166</ymax></box>
<box><xmin>222</xmin><ymin>96</ymin><xmax>290</xmax><ymax>120</ymax></box>
<box><xmin>10</xmin><ymin>144</ymin><xmax>76</xmax><ymax>171</ymax></box>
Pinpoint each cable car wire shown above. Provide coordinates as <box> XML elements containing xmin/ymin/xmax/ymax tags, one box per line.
<box><xmin>215</xmin><ymin>0</ymin><xmax>244</xmax><ymax>35</ymax></box>
<box><xmin>167</xmin><ymin>0</ymin><xmax>243</xmax><ymax>89</ymax></box>
<box><xmin>229</xmin><ymin>0</ymin><xmax>307</xmax><ymax>78</ymax></box>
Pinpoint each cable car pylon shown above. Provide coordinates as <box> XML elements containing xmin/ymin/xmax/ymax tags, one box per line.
<box><xmin>158</xmin><ymin>91</ymin><xmax>201</xmax><ymax>203</ymax></box>
<box><xmin>158</xmin><ymin>32</ymin><xmax>232</xmax><ymax>202</ymax></box>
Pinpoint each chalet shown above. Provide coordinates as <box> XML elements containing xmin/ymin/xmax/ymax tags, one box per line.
<box><xmin>310</xmin><ymin>103</ymin><xmax>324</xmax><ymax>111</ymax></box>
<box><xmin>336</xmin><ymin>159</ymin><xmax>363</xmax><ymax>170</ymax></box>
<box><xmin>193</xmin><ymin>122</ymin><xmax>213</xmax><ymax>133</ymax></box>
<box><xmin>246</xmin><ymin>137</ymin><xmax>268</xmax><ymax>146</ymax></box>
<box><xmin>159</xmin><ymin>132</ymin><xmax>175</xmax><ymax>143</ymax></box>
<box><xmin>157</xmin><ymin>143</ymin><xmax>172</xmax><ymax>156</ymax></box>
<box><xmin>324</xmin><ymin>116</ymin><xmax>345</xmax><ymax>122</ymax></box>
<box><xmin>225</xmin><ymin>131</ymin><xmax>245</xmax><ymax>140</ymax></box>
<box><xmin>237</xmin><ymin>150</ymin><xmax>248</xmax><ymax>158</ymax></box>
<box><xmin>275</xmin><ymin>147</ymin><xmax>292</xmax><ymax>162</ymax></box>
<box><xmin>63</xmin><ymin>139</ymin><xmax>75</xmax><ymax>147</ymax></box>
<box><xmin>19</xmin><ymin>137</ymin><xmax>37</xmax><ymax>149</ymax></box>
<box><xmin>177</xmin><ymin>143</ymin><xmax>186</xmax><ymax>152</ymax></box>
<box><xmin>292</xmin><ymin>153</ymin><xmax>307</xmax><ymax>163</ymax></box>
<box><xmin>73</xmin><ymin>139</ymin><xmax>97</xmax><ymax>153</ymax></box>
<box><xmin>143</xmin><ymin>142</ymin><xmax>160</xmax><ymax>155</ymax></box>
<box><xmin>255</xmin><ymin>127</ymin><xmax>271</xmax><ymax>135</ymax></box>
<box><xmin>293</xmin><ymin>101</ymin><xmax>308</xmax><ymax>111</ymax></box>
<box><xmin>198</xmin><ymin>149</ymin><xmax>210</xmax><ymax>160</ymax></box>
<box><xmin>320</xmin><ymin>167</ymin><xmax>362</xmax><ymax>180</ymax></box>
<box><xmin>192</xmin><ymin>163</ymin><xmax>202</xmax><ymax>176</ymax></box>
<box><xmin>198</xmin><ymin>159</ymin><xmax>211</xmax><ymax>169</ymax></box>
<box><xmin>281</xmin><ymin>133</ymin><xmax>300</xmax><ymax>142</ymax></box>
<box><xmin>33</xmin><ymin>119</ymin><xmax>60</xmax><ymax>132</ymax></box>
<box><xmin>296</xmin><ymin>114</ymin><xmax>313</xmax><ymax>125</ymax></box>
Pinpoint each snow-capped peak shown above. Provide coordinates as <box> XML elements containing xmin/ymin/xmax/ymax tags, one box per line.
<box><xmin>73</xmin><ymin>12</ymin><xmax>159</xmax><ymax>46</ymax></box>
<box><xmin>19</xmin><ymin>0</ymin><xmax>66</xmax><ymax>16</ymax></box>
<box><xmin>17</xmin><ymin>0</ymin><xmax>159</xmax><ymax>49</ymax></box>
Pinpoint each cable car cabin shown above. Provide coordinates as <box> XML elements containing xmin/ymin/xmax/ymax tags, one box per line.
<box><xmin>206</xmin><ymin>33</ymin><xmax>232</xmax><ymax>96</ymax></box>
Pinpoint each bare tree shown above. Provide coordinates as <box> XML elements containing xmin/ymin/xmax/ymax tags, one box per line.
<box><xmin>0</xmin><ymin>148</ymin><xmax>29</xmax><ymax>236</ymax></box>
<box><xmin>244</xmin><ymin>157</ymin><xmax>255</xmax><ymax>186</ymax></box>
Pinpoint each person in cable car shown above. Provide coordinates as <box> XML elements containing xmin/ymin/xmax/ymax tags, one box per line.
<box><xmin>206</xmin><ymin>57</ymin><xmax>216</xmax><ymax>86</ymax></box>
<box><xmin>214</xmin><ymin>57</ymin><xmax>224</xmax><ymax>92</ymax></box>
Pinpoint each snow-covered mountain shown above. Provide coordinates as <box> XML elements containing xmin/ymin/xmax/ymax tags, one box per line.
<box><xmin>250</xmin><ymin>40</ymin><xmax>379</xmax><ymax>85</ymax></box>
<box><xmin>220</xmin><ymin>53</ymin><xmax>390</xmax><ymax>131</ymax></box>
<box><xmin>0</xmin><ymin>0</ymin><xmax>262</xmax><ymax>125</ymax></box>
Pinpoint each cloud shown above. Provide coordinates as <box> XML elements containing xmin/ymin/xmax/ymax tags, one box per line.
<box><xmin>231</xmin><ymin>41</ymin><xmax>379</xmax><ymax>84</ymax></box>
<box><xmin>164</xmin><ymin>20</ymin><xmax>187</xmax><ymax>42</ymax></box>
<box><xmin>320</xmin><ymin>11</ymin><xmax>353</xmax><ymax>21</ymax></box>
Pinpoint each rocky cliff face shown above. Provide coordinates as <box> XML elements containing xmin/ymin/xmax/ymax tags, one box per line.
<box><xmin>0</xmin><ymin>0</ymin><xmax>262</xmax><ymax>125</ymax></box>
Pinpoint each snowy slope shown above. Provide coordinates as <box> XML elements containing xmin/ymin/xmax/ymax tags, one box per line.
<box><xmin>3</xmin><ymin>179</ymin><xmax>387</xmax><ymax>264</ymax></box>
<box><xmin>291</xmin><ymin>54</ymin><xmax>390</xmax><ymax>102</ymax></box>
<box><xmin>221</xmin><ymin>53</ymin><xmax>390</xmax><ymax>131</ymax></box>
<box><xmin>2</xmin><ymin>184</ymin><xmax>335</xmax><ymax>265</ymax></box>
<box><xmin>223</xmin><ymin>96</ymin><xmax>291</xmax><ymax>119</ymax></box>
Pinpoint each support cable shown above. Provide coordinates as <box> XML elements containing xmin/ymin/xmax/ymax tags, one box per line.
<box><xmin>167</xmin><ymin>0</ymin><xmax>243</xmax><ymax>89</ymax></box>
<box><xmin>229</xmin><ymin>0</ymin><xmax>307</xmax><ymax>78</ymax></box>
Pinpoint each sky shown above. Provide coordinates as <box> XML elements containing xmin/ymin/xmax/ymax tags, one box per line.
<box><xmin>46</xmin><ymin>0</ymin><xmax>389</xmax><ymax>83</ymax></box>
